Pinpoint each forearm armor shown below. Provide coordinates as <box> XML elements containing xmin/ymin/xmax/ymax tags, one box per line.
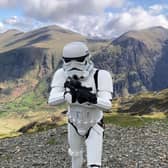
<box><xmin>48</xmin><ymin>87</ymin><xmax>65</xmax><ymax>105</ymax></box>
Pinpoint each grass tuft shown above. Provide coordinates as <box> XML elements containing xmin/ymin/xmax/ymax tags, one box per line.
<box><xmin>104</xmin><ymin>112</ymin><xmax>167</xmax><ymax>127</ymax></box>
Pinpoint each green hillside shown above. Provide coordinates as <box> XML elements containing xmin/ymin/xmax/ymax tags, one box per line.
<box><xmin>1</xmin><ymin>83</ymin><xmax>168</xmax><ymax>138</ymax></box>
<box><xmin>0</xmin><ymin>25</ymin><xmax>168</xmax><ymax>139</ymax></box>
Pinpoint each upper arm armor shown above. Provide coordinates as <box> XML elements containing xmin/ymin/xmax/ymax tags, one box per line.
<box><xmin>98</xmin><ymin>70</ymin><xmax>113</xmax><ymax>94</ymax></box>
<box><xmin>48</xmin><ymin>68</ymin><xmax>66</xmax><ymax>105</ymax></box>
<box><xmin>51</xmin><ymin>68</ymin><xmax>66</xmax><ymax>88</ymax></box>
<box><xmin>93</xmin><ymin>70</ymin><xmax>113</xmax><ymax>110</ymax></box>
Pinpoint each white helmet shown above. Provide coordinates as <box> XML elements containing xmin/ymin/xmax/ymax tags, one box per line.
<box><xmin>62</xmin><ymin>41</ymin><xmax>94</xmax><ymax>79</ymax></box>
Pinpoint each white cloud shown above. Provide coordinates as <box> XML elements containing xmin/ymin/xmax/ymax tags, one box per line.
<box><xmin>0</xmin><ymin>22</ymin><xmax>7</xmax><ymax>33</ymax></box>
<box><xmin>0</xmin><ymin>0</ymin><xmax>11</xmax><ymax>7</ymax></box>
<box><xmin>92</xmin><ymin>0</ymin><xmax>125</xmax><ymax>10</ymax></box>
<box><xmin>149</xmin><ymin>4</ymin><xmax>164</xmax><ymax>13</ymax></box>
<box><xmin>1</xmin><ymin>1</ymin><xmax>168</xmax><ymax>39</ymax></box>
<box><xmin>0</xmin><ymin>22</ymin><xmax>4</xmax><ymax>29</ymax></box>
<box><xmin>0</xmin><ymin>0</ymin><xmax>125</xmax><ymax>21</ymax></box>
<box><xmin>2</xmin><ymin>16</ymin><xmax>42</xmax><ymax>31</ymax></box>
<box><xmin>149</xmin><ymin>4</ymin><xmax>168</xmax><ymax>14</ymax></box>
<box><xmin>20</xmin><ymin>0</ymin><xmax>125</xmax><ymax>22</ymax></box>
<box><xmin>3</xmin><ymin>16</ymin><xmax>18</xmax><ymax>25</ymax></box>
<box><xmin>0</xmin><ymin>0</ymin><xmax>17</xmax><ymax>8</ymax></box>
<box><xmin>61</xmin><ymin>15</ymin><xmax>105</xmax><ymax>37</ymax></box>
<box><xmin>57</xmin><ymin>6</ymin><xmax>168</xmax><ymax>38</ymax></box>
<box><xmin>102</xmin><ymin>6</ymin><xmax>168</xmax><ymax>38</ymax></box>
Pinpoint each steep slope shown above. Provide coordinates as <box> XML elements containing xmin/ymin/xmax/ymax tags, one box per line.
<box><xmin>0</xmin><ymin>29</ymin><xmax>23</xmax><ymax>51</ymax></box>
<box><xmin>93</xmin><ymin>26</ymin><xmax>168</xmax><ymax>96</ymax></box>
<box><xmin>0</xmin><ymin>25</ymin><xmax>109</xmax><ymax>102</ymax></box>
<box><xmin>0</xmin><ymin>26</ymin><xmax>85</xmax><ymax>101</ymax></box>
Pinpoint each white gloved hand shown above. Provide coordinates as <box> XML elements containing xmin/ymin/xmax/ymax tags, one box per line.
<box><xmin>64</xmin><ymin>88</ymin><xmax>73</xmax><ymax>104</ymax></box>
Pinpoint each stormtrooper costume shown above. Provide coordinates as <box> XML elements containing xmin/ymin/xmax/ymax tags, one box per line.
<box><xmin>48</xmin><ymin>42</ymin><xmax>113</xmax><ymax>168</ymax></box>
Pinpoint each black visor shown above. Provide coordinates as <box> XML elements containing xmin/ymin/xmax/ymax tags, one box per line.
<box><xmin>63</xmin><ymin>53</ymin><xmax>89</xmax><ymax>63</ymax></box>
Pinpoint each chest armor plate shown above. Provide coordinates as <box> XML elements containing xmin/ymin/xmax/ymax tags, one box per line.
<box><xmin>67</xmin><ymin>69</ymin><xmax>103</xmax><ymax>135</ymax></box>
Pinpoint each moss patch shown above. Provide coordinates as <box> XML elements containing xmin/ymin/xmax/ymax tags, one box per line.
<box><xmin>104</xmin><ymin>112</ymin><xmax>167</xmax><ymax>127</ymax></box>
<box><xmin>47</xmin><ymin>137</ymin><xmax>57</xmax><ymax>145</ymax></box>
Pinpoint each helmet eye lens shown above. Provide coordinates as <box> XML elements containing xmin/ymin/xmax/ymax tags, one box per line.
<box><xmin>75</xmin><ymin>56</ymin><xmax>87</xmax><ymax>62</ymax></box>
<box><xmin>63</xmin><ymin>57</ymin><xmax>71</xmax><ymax>63</ymax></box>
<box><xmin>63</xmin><ymin>54</ymin><xmax>89</xmax><ymax>63</ymax></box>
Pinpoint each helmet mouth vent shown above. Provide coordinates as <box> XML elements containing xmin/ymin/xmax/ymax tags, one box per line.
<box><xmin>62</xmin><ymin>53</ymin><xmax>89</xmax><ymax>63</ymax></box>
<box><xmin>69</xmin><ymin>68</ymin><xmax>82</xmax><ymax>71</ymax></box>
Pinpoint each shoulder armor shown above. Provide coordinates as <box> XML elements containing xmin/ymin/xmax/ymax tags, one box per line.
<box><xmin>51</xmin><ymin>68</ymin><xmax>66</xmax><ymax>88</ymax></box>
<box><xmin>98</xmin><ymin>70</ymin><xmax>113</xmax><ymax>93</ymax></box>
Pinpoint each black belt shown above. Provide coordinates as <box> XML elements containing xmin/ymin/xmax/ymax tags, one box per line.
<box><xmin>97</xmin><ymin>117</ymin><xmax>105</xmax><ymax>129</ymax></box>
<box><xmin>68</xmin><ymin>117</ymin><xmax>105</xmax><ymax>139</ymax></box>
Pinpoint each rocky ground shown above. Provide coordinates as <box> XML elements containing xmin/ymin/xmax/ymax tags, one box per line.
<box><xmin>0</xmin><ymin>121</ymin><xmax>168</xmax><ymax>168</ymax></box>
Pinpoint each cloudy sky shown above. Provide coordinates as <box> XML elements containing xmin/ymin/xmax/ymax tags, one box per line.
<box><xmin>0</xmin><ymin>0</ymin><xmax>168</xmax><ymax>38</ymax></box>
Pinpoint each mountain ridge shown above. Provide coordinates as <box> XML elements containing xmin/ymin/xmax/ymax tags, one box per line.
<box><xmin>0</xmin><ymin>25</ymin><xmax>109</xmax><ymax>102</ymax></box>
<box><xmin>0</xmin><ymin>25</ymin><xmax>168</xmax><ymax>100</ymax></box>
<box><xmin>94</xmin><ymin>26</ymin><xmax>168</xmax><ymax>96</ymax></box>
<box><xmin>113</xmin><ymin>26</ymin><xmax>168</xmax><ymax>50</ymax></box>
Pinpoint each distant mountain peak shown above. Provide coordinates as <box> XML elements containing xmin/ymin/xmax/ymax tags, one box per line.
<box><xmin>0</xmin><ymin>24</ymin><xmax>86</xmax><ymax>53</ymax></box>
<box><xmin>30</xmin><ymin>25</ymin><xmax>77</xmax><ymax>35</ymax></box>
<box><xmin>113</xmin><ymin>26</ymin><xmax>168</xmax><ymax>50</ymax></box>
<box><xmin>2</xmin><ymin>29</ymin><xmax>23</xmax><ymax>35</ymax></box>
<box><xmin>147</xmin><ymin>26</ymin><xmax>167</xmax><ymax>31</ymax></box>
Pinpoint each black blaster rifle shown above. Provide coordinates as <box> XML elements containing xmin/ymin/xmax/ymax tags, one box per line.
<box><xmin>64</xmin><ymin>77</ymin><xmax>97</xmax><ymax>104</ymax></box>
